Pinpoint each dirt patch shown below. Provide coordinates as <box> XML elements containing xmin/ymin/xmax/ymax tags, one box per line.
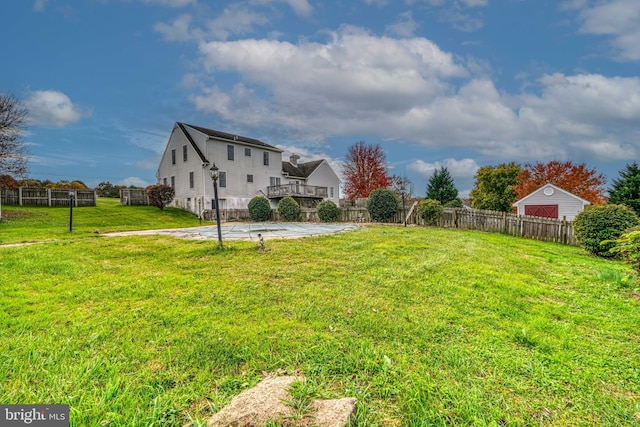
<box><xmin>207</xmin><ymin>375</ymin><xmax>355</xmax><ymax>427</ymax></box>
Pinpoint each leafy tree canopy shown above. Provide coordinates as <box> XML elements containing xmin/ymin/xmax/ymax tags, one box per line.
<box><xmin>515</xmin><ymin>160</ymin><xmax>606</xmax><ymax>205</ymax></box>
<box><xmin>342</xmin><ymin>141</ymin><xmax>392</xmax><ymax>200</ymax></box>
<box><xmin>470</xmin><ymin>162</ymin><xmax>521</xmax><ymax>212</ymax></box>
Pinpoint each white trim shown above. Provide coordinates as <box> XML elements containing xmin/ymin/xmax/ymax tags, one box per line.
<box><xmin>512</xmin><ymin>183</ymin><xmax>591</xmax><ymax>207</ymax></box>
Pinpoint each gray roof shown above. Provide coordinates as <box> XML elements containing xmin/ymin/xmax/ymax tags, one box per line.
<box><xmin>181</xmin><ymin>122</ymin><xmax>281</xmax><ymax>151</ymax></box>
<box><xmin>282</xmin><ymin>159</ymin><xmax>324</xmax><ymax>179</ymax></box>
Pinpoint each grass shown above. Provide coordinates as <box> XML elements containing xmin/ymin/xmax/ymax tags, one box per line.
<box><xmin>0</xmin><ymin>197</ymin><xmax>199</xmax><ymax>244</ymax></box>
<box><xmin>0</xmin><ymin>200</ymin><xmax>639</xmax><ymax>426</ymax></box>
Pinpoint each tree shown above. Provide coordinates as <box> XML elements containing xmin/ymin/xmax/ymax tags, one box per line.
<box><xmin>514</xmin><ymin>160</ymin><xmax>606</xmax><ymax>205</ymax></box>
<box><xmin>608</xmin><ymin>162</ymin><xmax>640</xmax><ymax>215</ymax></box>
<box><xmin>0</xmin><ymin>174</ymin><xmax>19</xmax><ymax>188</ymax></box>
<box><xmin>426</xmin><ymin>166</ymin><xmax>458</xmax><ymax>205</ymax></box>
<box><xmin>470</xmin><ymin>162</ymin><xmax>521</xmax><ymax>212</ymax></box>
<box><xmin>366</xmin><ymin>188</ymin><xmax>399</xmax><ymax>222</ymax></box>
<box><xmin>342</xmin><ymin>141</ymin><xmax>392</xmax><ymax>200</ymax></box>
<box><xmin>96</xmin><ymin>181</ymin><xmax>119</xmax><ymax>198</ymax></box>
<box><xmin>146</xmin><ymin>184</ymin><xmax>175</xmax><ymax>210</ymax></box>
<box><xmin>0</xmin><ymin>94</ymin><xmax>28</xmax><ymax>178</ymax></box>
<box><xmin>390</xmin><ymin>175</ymin><xmax>414</xmax><ymax>200</ymax></box>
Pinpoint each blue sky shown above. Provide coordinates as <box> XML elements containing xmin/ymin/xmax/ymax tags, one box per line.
<box><xmin>2</xmin><ymin>0</ymin><xmax>639</xmax><ymax>197</ymax></box>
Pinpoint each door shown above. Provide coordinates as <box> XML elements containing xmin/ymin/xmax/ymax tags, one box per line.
<box><xmin>524</xmin><ymin>204</ymin><xmax>559</xmax><ymax>219</ymax></box>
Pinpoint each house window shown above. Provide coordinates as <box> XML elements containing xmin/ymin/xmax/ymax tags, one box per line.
<box><xmin>263</xmin><ymin>151</ymin><xmax>269</xmax><ymax>166</ymax></box>
<box><xmin>247</xmin><ymin>174</ymin><xmax>253</xmax><ymax>183</ymax></box>
<box><xmin>245</xmin><ymin>147</ymin><xmax>251</xmax><ymax>156</ymax></box>
<box><xmin>171</xmin><ymin>176</ymin><xmax>175</xmax><ymax>188</ymax></box>
<box><xmin>171</xmin><ymin>149</ymin><xmax>176</xmax><ymax>165</ymax></box>
<box><xmin>163</xmin><ymin>178</ymin><xmax>167</xmax><ymax>186</ymax></box>
<box><xmin>219</xmin><ymin>171</ymin><xmax>227</xmax><ymax>188</ymax></box>
<box><xmin>270</xmin><ymin>177</ymin><xmax>281</xmax><ymax>186</ymax></box>
<box><xmin>189</xmin><ymin>171</ymin><xmax>194</xmax><ymax>189</ymax></box>
<box><xmin>227</xmin><ymin>145</ymin><xmax>234</xmax><ymax>161</ymax></box>
<box><xmin>183</xmin><ymin>145</ymin><xmax>188</xmax><ymax>162</ymax></box>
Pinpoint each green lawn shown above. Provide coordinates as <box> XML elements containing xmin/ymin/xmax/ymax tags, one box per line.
<box><xmin>0</xmin><ymin>200</ymin><xmax>639</xmax><ymax>426</ymax></box>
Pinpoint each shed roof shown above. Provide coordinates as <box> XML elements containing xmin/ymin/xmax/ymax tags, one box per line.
<box><xmin>512</xmin><ymin>183</ymin><xmax>591</xmax><ymax>207</ymax></box>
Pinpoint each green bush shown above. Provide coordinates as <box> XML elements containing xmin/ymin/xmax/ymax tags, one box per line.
<box><xmin>573</xmin><ymin>204</ymin><xmax>639</xmax><ymax>257</ymax></box>
<box><xmin>248</xmin><ymin>196</ymin><xmax>271</xmax><ymax>222</ymax></box>
<box><xmin>418</xmin><ymin>199</ymin><xmax>444</xmax><ymax>226</ymax></box>
<box><xmin>317</xmin><ymin>200</ymin><xmax>340</xmax><ymax>222</ymax></box>
<box><xmin>277</xmin><ymin>196</ymin><xmax>300</xmax><ymax>221</ymax></box>
<box><xmin>366</xmin><ymin>188</ymin><xmax>399</xmax><ymax>222</ymax></box>
<box><xmin>608</xmin><ymin>226</ymin><xmax>640</xmax><ymax>276</ymax></box>
<box><xmin>443</xmin><ymin>198</ymin><xmax>463</xmax><ymax>208</ymax></box>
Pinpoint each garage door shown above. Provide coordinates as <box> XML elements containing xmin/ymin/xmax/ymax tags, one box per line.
<box><xmin>525</xmin><ymin>205</ymin><xmax>559</xmax><ymax>219</ymax></box>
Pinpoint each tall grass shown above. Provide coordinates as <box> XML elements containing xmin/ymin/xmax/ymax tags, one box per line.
<box><xmin>0</xmin><ymin>202</ymin><xmax>638</xmax><ymax>425</ymax></box>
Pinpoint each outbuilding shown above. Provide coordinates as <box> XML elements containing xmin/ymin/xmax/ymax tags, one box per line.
<box><xmin>512</xmin><ymin>183</ymin><xmax>591</xmax><ymax>221</ymax></box>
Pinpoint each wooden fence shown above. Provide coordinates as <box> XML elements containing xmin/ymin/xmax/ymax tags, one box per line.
<box><xmin>120</xmin><ymin>189</ymin><xmax>149</xmax><ymax>206</ymax></box>
<box><xmin>439</xmin><ymin>208</ymin><xmax>576</xmax><ymax>245</ymax></box>
<box><xmin>0</xmin><ymin>187</ymin><xmax>96</xmax><ymax>207</ymax></box>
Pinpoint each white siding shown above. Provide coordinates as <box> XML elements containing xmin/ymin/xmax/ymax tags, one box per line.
<box><xmin>305</xmin><ymin>161</ymin><xmax>341</xmax><ymax>205</ymax></box>
<box><xmin>514</xmin><ymin>185</ymin><xmax>588</xmax><ymax>221</ymax></box>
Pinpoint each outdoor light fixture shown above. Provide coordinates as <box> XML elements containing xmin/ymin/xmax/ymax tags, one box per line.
<box><xmin>400</xmin><ymin>182</ymin><xmax>407</xmax><ymax>227</ymax></box>
<box><xmin>69</xmin><ymin>190</ymin><xmax>74</xmax><ymax>232</ymax></box>
<box><xmin>209</xmin><ymin>163</ymin><xmax>223</xmax><ymax>247</ymax></box>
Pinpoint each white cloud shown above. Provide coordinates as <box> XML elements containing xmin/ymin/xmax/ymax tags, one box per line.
<box><xmin>409</xmin><ymin>158</ymin><xmax>479</xmax><ymax>179</ymax></box>
<box><xmin>33</xmin><ymin>0</ymin><xmax>47</xmax><ymax>12</ymax></box>
<box><xmin>24</xmin><ymin>90</ymin><xmax>88</xmax><ymax>127</ymax></box>
<box><xmin>186</xmin><ymin>24</ymin><xmax>640</xmax><ymax>166</ymax></box>
<box><xmin>120</xmin><ymin>176</ymin><xmax>151</xmax><ymax>187</ymax></box>
<box><xmin>575</xmin><ymin>0</ymin><xmax>640</xmax><ymax>61</ymax></box>
<box><xmin>205</xmin><ymin>4</ymin><xmax>269</xmax><ymax>40</ymax></box>
<box><xmin>154</xmin><ymin>14</ymin><xmax>196</xmax><ymax>41</ymax></box>
<box><xmin>386</xmin><ymin>11</ymin><xmax>419</xmax><ymax>37</ymax></box>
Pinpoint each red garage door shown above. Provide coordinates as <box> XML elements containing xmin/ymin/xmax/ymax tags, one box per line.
<box><xmin>525</xmin><ymin>205</ymin><xmax>559</xmax><ymax>219</ymax></box>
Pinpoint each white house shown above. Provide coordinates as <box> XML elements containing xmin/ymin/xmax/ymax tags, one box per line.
<box><xmin>156</xmin><ymin>122</ymin><xmax>340</xmax><ymax>215</ymax></box>
<box><xmin>512</xmin><ymin>183</ymin><xmax>591</xmax><ymax>221</ymax></box>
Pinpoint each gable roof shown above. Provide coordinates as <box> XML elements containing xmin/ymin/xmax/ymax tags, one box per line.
<box><xmin>512</xmin><ymin>183</ymin><xmax>592</xmax><ymax>206</ymax></box>
<box><xmin>181</xmin><ymin>122</ymin><xmax>282</xmax><ymax>152</ymax></box>
<box><xmin>176</xmin><ymin>122</ymin><xmax>208</xmax><ymax>164</ymax></box>
<box><xmin>282</xmin><ymin>159</ymin><xmax>324</xmax><ymax>179</ymax></box>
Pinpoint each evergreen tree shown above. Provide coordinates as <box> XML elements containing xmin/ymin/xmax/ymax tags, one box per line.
<box><xmin>426</xmin><ymin>166</ymin><xmax>458</xmax><ymax>205</ymax></box>
<box><xmin>609</xmin><ymin>162</ymin><xmax>640</xmax><ymax>215</ymax></box>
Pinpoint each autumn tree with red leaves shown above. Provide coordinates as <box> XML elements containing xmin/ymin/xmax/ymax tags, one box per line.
<box><xmin>515</xmin><ymin>160</ymin><xmax>607</xmax><ymax>205</ymax></box>
<box><xmin>342</xmin><ymin>141</ymin><xmax>392</xmax><ymax>200</ymax></box>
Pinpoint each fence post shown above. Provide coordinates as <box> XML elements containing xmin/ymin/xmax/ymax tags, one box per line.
<box><xmin>561</xmin><ymin>216</ymin><xmax>567</xmax><ymax>244</ymax></box>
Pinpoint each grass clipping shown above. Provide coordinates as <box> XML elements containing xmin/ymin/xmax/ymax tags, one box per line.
<box><xmin>207</xmin><ymin>375</ymin><xmax>355</xmax><ymax>427</ymax></box>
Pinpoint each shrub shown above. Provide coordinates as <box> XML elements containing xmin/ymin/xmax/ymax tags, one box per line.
<box><xmin>418</xmin><ymin>199</ymin><xmax>444</xmax><ymax>226</ymax></box>
<box><xmin>146</xmin><ymin>184</ymin><xmax>175</xmax><ymax>210</ymax></box>
<box><xmin>248</xmin><ymin>196</ymin><xmax>271</xmax><ymax>221</ymax></box>
<box><xmin>608</xmin><ymin>226</ymin><xmax>640</xmax><ymax>275</ymax></box>
<box><xmin>366</xmin><ymin>188</ymin><xmax>399</xmax><ymax>222</ymax></box>
<box><xmin>277</xmin><ymin>196</ymin><xmax>300</xmax><ymax>221</ymax></box>
<box><xmin>317</xmin><ymin>200</ymin><xmax>340</xmax><ymax>222</ymax></box>
<box><xmin>573</xmin><ymin>204</ymin><xmax>639</xmax><ymax>257</ymax></box>
<box><xmin>443</xmin><ymin>198</ymin><xmax>463</xmax><ymax>208</ymax></box>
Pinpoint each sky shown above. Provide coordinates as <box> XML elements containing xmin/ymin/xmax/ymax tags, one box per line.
<box><xmin>2</xmin><ymin>0</ymin><xmax>639</xmax><ymax>197</ymax></box>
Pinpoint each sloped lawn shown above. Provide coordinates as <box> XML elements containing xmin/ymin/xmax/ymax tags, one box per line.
<box><xmin>0</xmin><ymin>204</ymin><xmax>638</xmax><ymax>425</ymax></box>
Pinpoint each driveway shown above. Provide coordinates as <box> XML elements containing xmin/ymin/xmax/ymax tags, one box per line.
<box><xmin>103</xmin><ymin>222</ymin><xmax>359</xmax><ymax>241</ymax></box>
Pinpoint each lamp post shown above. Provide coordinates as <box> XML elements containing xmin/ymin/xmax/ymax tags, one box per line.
<box><xmin>209</xmin><ymin>163</ymin><xmax>223</xmax><ymax>247</ymax></box>
<box><xmin>69</xmin><ymin>190</ymin><xmax>74</xmax><ymax>232</ymax></box>
<box><xmin>400</xmin><ymin>182</ymin><xmax>406</xmax><ymax>227</ymax></box>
